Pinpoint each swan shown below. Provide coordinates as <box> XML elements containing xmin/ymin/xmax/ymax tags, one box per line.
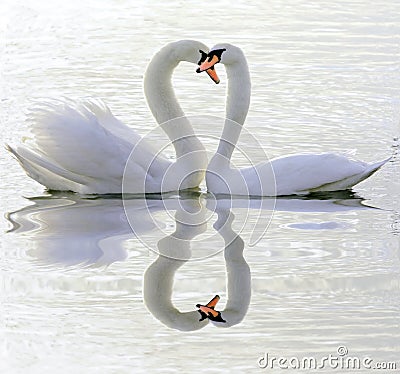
<box><xmin>197</xmin><ymin>43</ymin><xmax>390</xmax><ymax>196</ymax></box>
<box><xmin>7</xmin><ymin>40</ymin><xmax>208</xmax><ymax>194</ymax></box>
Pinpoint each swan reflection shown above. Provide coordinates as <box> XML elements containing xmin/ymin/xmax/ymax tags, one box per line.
<box><xmin>7</xmin><ymin>193</ymin><xmax>172</xmax><ymax>266</ymax></box>
<box><xmin>6</xmin><ymin>191</ymin><xmax>379</xmax><ymax>330</ymax></box>
<box><xmin>143</xmin><ymin>197</ymin><xmax>251</xmax><ymax>330</ymax></box>
<box><xmin>6</xmin><ymin>191</ymin><xmax>374</xmax><ymax>267</ymax></box>
<box><xmin>143</xmin><ymin>198</ymin><xmax>209</xmax><ymax>331</ymax></box>
<box><xmin>210</xmin><ymin>206</ymin><xmax>251</xmax><ymax>327</ymax></box>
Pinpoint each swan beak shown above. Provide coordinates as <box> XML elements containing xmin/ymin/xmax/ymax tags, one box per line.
<box><xmin>196</xmin><ymin>54</ymin><xmax>221</xmax><ymax>84</ymax></box>
<box><xmin>196</xmin><ymin>54</ymin><xmax>220</xmax><ymax>73</ymax></box>
<box><xmin>204</xmin><ymin>67</ymin><xmax>220</xmax><ymax>84</ymax></box>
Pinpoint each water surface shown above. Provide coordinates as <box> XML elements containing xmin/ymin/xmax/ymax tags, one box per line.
<box><xmin>2</xmin><ymin>0</ymin><xmax>399</xmax><ymax>372</ymax></box>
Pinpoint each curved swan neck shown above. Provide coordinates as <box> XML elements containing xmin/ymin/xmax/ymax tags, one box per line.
<box><xmin>144</xmin><ymin>44</ymin><xmax>184</xmax><ymax>125</ymax></box>
<box><xmin>216</xmin><ymin>49</ymin><xmax>251</xmax><ymax>161</ymax></box>
<box><xmin>144</xmin><ymin>41</ymin><xmax>205</xmax><ymax>157</ymax></box>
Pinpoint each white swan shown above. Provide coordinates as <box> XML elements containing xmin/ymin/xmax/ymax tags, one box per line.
<box><xmin>197</xmin><ymin>43</ymin><xmax>390</xmax><ymax>196</ymax></box>
<box><xmin>7</xmin><ymin>40</ymin><xmax>208</xmax><ymax>194</ymax></box>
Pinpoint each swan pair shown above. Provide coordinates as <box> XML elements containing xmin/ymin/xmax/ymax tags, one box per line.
<box><xmin>8</xmin><ymin>40</ymin><xmax>389</xmax><ymax>196</ymax></box>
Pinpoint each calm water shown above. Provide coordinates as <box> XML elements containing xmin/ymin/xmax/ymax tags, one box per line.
<box><xmin>2</xmin><ymin>0</ymin><xmax>400</xmax><ymax>373</ymax></box>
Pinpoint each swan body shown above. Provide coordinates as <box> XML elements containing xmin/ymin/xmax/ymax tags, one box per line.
<box><xmin>207</xmin><ymin>150</ymin><xmax>389</xmax><ymax>196</ymax></box>
<box><xmin>7</xmin><ymin>40</ymin><xmax>208</xmax><ymax>194</ymax></box>
<box><xmin>201</xmin><ymin>43</ymin><xmax>390</xmax><ymax>196</ymax></box>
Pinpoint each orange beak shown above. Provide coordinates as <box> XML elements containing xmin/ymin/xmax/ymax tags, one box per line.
<box><xmin>197</xmin><ymin>54</ymin><xmax>220</xmax><ymax>72</ymax></box>
<box><xmin>204</xmin><ymin>67</ymin><xmax>220</xmax><ymax>84</ymax></box>
<box><xmin>196</xmin><ymin>54</ymin><xmax>221</xmax><ymax>84</ymax></box>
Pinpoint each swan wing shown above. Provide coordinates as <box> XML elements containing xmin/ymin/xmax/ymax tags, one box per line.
<box><xmin>28</xmin><ymin>102</ymin><xmax>131</xmax><ymax>178</ymax></box>
<box><xmin>10</xmin><ymin>101</ymin><xmax>167</xmax><ymax>193</ymax></box>
<box><xmin>80</xmin><ymin>100</ymin><xmax>142</xmax><ymax>145</ymax></box>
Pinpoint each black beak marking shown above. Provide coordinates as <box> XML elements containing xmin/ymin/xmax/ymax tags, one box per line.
<box><xmin>197</xmin><ymin>49</ymin><xmax>208</xmax><ymax>65</ymax></box>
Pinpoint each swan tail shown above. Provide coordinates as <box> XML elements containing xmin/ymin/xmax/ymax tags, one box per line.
<box><xmin>362</xmin><ymin>156</ymin><xmax>391</xmax><ymax>179</ymax></box>
<box><xmin>7</xmin><ymin>143</ymin><xmax>89</xmax><ymax>191</ymax></box>
<box><xmin>310</xmin><ymin>156</ymin><xmax>391</xmax><ymax>192</ymax></box>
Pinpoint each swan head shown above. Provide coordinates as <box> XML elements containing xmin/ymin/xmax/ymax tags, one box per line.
<box><xmin>196</xmin><ymin>43</ymin><xmax>245</xmax><ymax>83</ymax></box>
<box><xmin>159</xmin><ymin>40</ymin><xmax>209</xmax><ymax>66</ymax></box>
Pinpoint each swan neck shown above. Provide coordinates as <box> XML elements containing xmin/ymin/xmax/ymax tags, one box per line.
<box><xmin>144</xmin><ymin>49</ymin><xmax>184</xmax><ymax>124</ymax></box>
<box><xmin>217</xmin><ymin>58</ymin><xmax>251</xmax><ymax>160</ymax></box>
<box><xmin>144</xmin><ymin>45</ymin><xmax>203</xmax><ymax>157</ymax></box>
